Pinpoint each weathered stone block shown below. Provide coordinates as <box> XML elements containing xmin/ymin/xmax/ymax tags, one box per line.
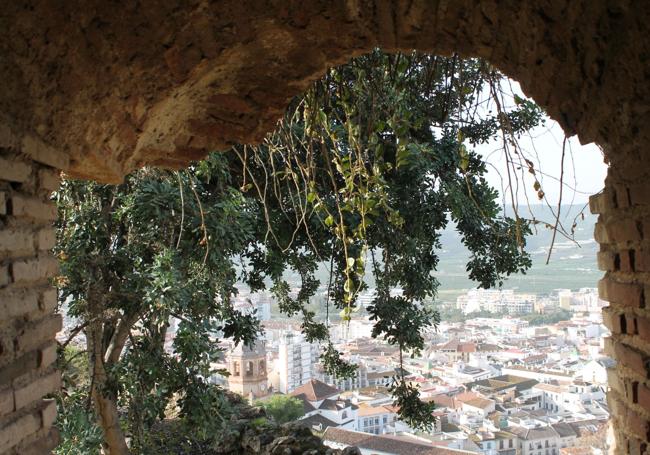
<box><xmin>0</xmin><ymin>412</ymin><xmax>40</xmax><ymax>453</ymax></box>
<box><xmin>0</xmin><ymin>266</ymin><xmax>9</xmax><ymax>288</ymax></box>
<box><xmin>0</xmin><ymin>351</ymin><xmax>39</xmax><ymax>385</ymax></box>
<box><xmin>612</xmin><ymin>342</ymin><xmax>646</xmax><ymax>376</ymax></box>
<box><xmin>0</xmin><ymin>388</ymin><xmax>13</xmax><ymax>417</ymax></box>
<box><xmin>597</xmin><ymin>250</ymin><xmax>617</xmax><ymax>271</ymax></box>
<box><xmin>37</xmin><ymin>169</ymin><xmax>59</xmax><ymax>192</ymax></box>
<box><xmin>22</xmin><ymin>136</ymin><xmax>69</xmax><ymax>171</ymax></box>
<box><xmin>40</xmin><ymin>398</ymin><xmax>56</xmax><ymax>429</ymax></box>
<box><xmin>9</xmin><ymin>196</ymin><xmax>57</xmax><ymax>221</ymax></box>
<box><xmin>11</xmin><ymin>256</ymin><xmax>59</xmax><ymax>284</ymax></box>
<box><xmin>36</xmin><ymin>228</ymin><xmax>56</xmax><ymax>251</ymax></box>
<box><xmin>0</xmin><ymin>157</ymin><xmax>31</xmax><ymax>183</ymax></box>
<box><xmin>14</xmin><ymin>314</ymin><xmax>62</xmax><ymax>355</ymax></box>
<box><xmin>38</xmin><ymin>343</ymin><xmax>57</xmax><ymax>369</ymax></box>
<box><xmin>599</xmin><ymin>278</ymin><xmax>644</xmax><ymax>308</ymax></box>
<box><xmin>607</xmin><ymin>219</ymin><xmax>642</xmax><ymax>243</ymax></box>
<box><xmin>13</xmin><ymin>370</ymin><xmax>61</xmax><ymax>410</ymax></box>
<box><xmin>0</xmin><ymin>229</ymin><xmax>34</xmax><ymax>255</ymax></box>
<box><xmin>0</xmin><ymin>290</ymin><xmax>39</xmax><ymax>319</ymax></box>
<box><xmin>39</xmin><ymin>288</ymin><xmax>57</xmax><ymax>313</ymax></box>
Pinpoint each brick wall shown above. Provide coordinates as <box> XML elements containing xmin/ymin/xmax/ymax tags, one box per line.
<box><xmin>596</xmin><ymin>149</ymin><xmax>650</xmax><ymax>454</ymax></box>
<box><xmin>0</xmin><ymin>124</ymin><xmax>66</xmax><ymax>454</ymax></box>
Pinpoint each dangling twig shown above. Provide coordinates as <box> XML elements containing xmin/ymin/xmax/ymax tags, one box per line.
<box><xmin>546</xmin><ymin>136</ymin><xmax>567</xmax><ymax>264</ymax></box>
<box><xmin>175</xmin><ymin>171</ymin><xmax>185</xmax><ymax>249</ymax></box>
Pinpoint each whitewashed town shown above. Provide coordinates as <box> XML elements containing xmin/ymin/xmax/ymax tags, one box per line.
<box><xmin>156</xmin><ymin>286</ymin><xmax>612</xmax><ymax>455</ymax></box>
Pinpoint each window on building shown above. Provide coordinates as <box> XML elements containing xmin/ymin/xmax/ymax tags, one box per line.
<box><xmin>233</xmin><ymin>361</ymin><xmax>240</xmax><ymax>376</ymax></box>
<box><xmin>383</xmin><ymin>416</ymin><xmax>387</xmax><ymax>424</ymax></box>
<box><xmin>509</xmin><ymin>439</ymin><xmax>513</xmax><ymax>448</ymax></box>
<box><xmin>246</xmin><ymin>361</ymin><xmax>254</xmax><ymax>376</ymax></box>
<box><xmin>342</xmin><ymin>411</ymin><xmax>347</xmax><ymax>419</ymax></box>
<box><xmin>500</xmin><ymin>440</ymin><xmax>504</xmax><ymax>449</ymax></box>
<box><xmin>259</xmin><ymin>360</ymin><xmax>265</xmax><ymax>373</ymax></box>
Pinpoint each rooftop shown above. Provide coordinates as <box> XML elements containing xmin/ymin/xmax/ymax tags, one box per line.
<box><xmin>323</xmin><ymin>428</ymin><xmax>476</xmax><ymax>455</ymax></box>
<box><xmin>291</xmin><ymin>379</ymin><xmax>341</xmax><ymax>402</ymax></box>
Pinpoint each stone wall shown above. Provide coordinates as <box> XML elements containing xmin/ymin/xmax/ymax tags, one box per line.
<box><xmin>596</xmin><ymin>146</ymin><xmax>650</xmax><ymax>455</ymax></box>
<box><xmin>0</xmin><ymin>1</ymin><xmax>647</xmax><ymax>182</ymax></box>
<box><xmin>0</xmin><ymin>124</ymin><xmax>66</xmax><ymax>454</ymax></box>
<box><xmin>0</xmin><ymin>1</ymin><xmax>649</xmax><ymax>454</ymax></box>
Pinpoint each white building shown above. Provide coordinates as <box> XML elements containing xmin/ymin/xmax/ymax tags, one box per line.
<box><xmin>292</xmin><ymin>379</ymin><xmax>356</xmax><ymax>431</ymax></box>
<box><xmin>579</xmin><ymin>359</ymin><xmax>611</xmax><ymax>385</ymax></box>
<box><xmin>507</xmin><ymin>420</ymin><xmax>578</xmax><ymax>455</ymax></box>
<box><xmin>316</xmin><ymin>357</ymin><xmax>369</xmax><ymax>391</ymax></box>
<box><xmin>356</xmin><ymin>404</ymin><xmax>398</xmax><ymax>435</ymax></box>
<box><xmin>277</xmin><ymin>331</ymin><xmax>319</xmax><ymax>393</ymax></box>
<box><xmin>457</xmin><ymin>289</ymin><xmax>536</xmax><ymax>315</ymax></box>
<box><xmin>533</xmin><ymin>382</ymin><xmax>606</xmax><ymax>415</ymax></box>
<box><xmin>335</xmin><ymin>316</ymin><xmax>374</xmax><ymax>341</ymax></box>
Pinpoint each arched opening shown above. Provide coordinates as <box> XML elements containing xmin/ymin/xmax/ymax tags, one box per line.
<box><xmin>0</xmin><ymin>2</ymin><xmax>647</xmax><ymax>454</ymax></box>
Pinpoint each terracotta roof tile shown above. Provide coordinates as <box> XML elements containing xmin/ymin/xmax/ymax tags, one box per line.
<box><xmin>290</xmin><ymin>379</ymin><xmax>340</xmax><ymax>401</ymax></box>
<box><xmin>323</xmin><ymin>428</ymin><xmax>476</xmax><ymax>454</ymax></box>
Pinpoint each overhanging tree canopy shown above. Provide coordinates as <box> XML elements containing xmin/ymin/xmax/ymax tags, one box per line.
<box><xmin>56</xmin><ymin>50</ymin><xmax>543</xmax><ymax>453</ymax></box>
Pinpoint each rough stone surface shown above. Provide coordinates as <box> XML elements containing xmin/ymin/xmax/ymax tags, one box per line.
<box><xmin>0</xmin><ymin>126</ymin><xmax>61</xmax><ymax>455</ymax></box>
<box><xmin>0</xmin><ymin>1</ymin><xmax>647</xmax><ymax>182</ymax></box>
<box><xmin>595</xmin><ymin>150</ymin><xmax>650</xmax><ymax>454</ymax></box>
<box><xmin>0</xmin><ymin>2</ymin><xmax>649</xmax><ymax>454</ymax></box>
<box><xmin>148</xmin><ymin>394</ymin><xmax>356</xmax><ymax>454</ymax></box>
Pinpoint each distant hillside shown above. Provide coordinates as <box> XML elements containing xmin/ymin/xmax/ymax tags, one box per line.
<box><xmin>279</xmin><ymin>204</ymin><xmax>600</xmax><ymax>305</ymax></box>
<box><xmin>435</xmin><ymin>203</ymin><xmax>599</xmax><ymax>302</ymax></box>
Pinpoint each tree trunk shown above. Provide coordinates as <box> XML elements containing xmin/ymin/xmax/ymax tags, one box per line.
<box><xmin>87</xmin><ymin>313</ymin><xmax>131</xmax><ymax>455</ymax></box>
<box><xmin>93</xmin><ymin>388</ymin><xmax>130</xmax><ymax>455</ymax></box>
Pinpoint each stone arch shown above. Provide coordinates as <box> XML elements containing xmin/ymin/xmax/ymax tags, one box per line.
<box><xmin>0</xmin><ymin>1</ymin><xmax>649</xmax><ymax>453</ymax></box>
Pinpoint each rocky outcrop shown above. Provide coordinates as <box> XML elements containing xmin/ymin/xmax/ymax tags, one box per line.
<box><xmin>146</xmin><ymin>394</ymin><xmax>359</xmax><ymax>455</ymax></box>
<box><xmin>213</xmin><ymin>396</ymin><xmax>358</xmax><ymax>455</ymax></box>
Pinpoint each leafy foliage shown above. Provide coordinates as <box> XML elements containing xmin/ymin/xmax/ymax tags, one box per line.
<box><xmin>56</xmin><ymin>50</ymin><xmax>543</xmax><ymax>449</ymax></box>
<box><xmin>55</xmin><ymin>156</ymin><xmax>261</xmax><ymax>452</ymax></box>
<box><xmin>255</xmin><ymin>395</ymin><xmax>305</xmax><ymax>424</ymax></box>
<box><xmin>231</xmin><ymin>50</ymin><xmax>539</xmax><ymax>428</ymax></box>
<box><xmin>54</xmin><ymin>346</ymin><xmax>103</xmax><ymax>455</ymax></box>
<box><xmin>520</xmin><ymin>309</ymin><xmax>573</xmax><ymax>326</ymax></box>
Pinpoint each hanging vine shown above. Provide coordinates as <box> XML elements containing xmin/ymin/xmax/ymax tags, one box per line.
<box><xmin>230</xmin><ymin>50</ymin><xmax>584</xmax><ymax>429</ymax></box>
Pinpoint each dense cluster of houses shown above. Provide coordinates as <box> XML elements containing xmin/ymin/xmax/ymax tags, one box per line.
<box><xmin>211</xmin><ymin>287</ymin><xmax>612</xmax><ymax>454</ymax></box>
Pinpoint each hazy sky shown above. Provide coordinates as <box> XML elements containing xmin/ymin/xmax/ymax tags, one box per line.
<box><xmin>473</xmin><ymin>82</ymin><xmax>608</xmax><ymax>207</ymax></box>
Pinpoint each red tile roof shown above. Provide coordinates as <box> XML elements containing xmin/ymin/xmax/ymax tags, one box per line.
<box><xmin>290</xmin><ymin>379</ymin><xmax>340</xmax><ymax>402</ymax></box>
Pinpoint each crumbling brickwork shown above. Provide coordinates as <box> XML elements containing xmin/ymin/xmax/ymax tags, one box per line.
<box><xmin>0</xmin><ymin>1</ymin><xmax>649</xmax><ymax>453</ymax></box>
<box><xmin>0</xmin><ymin>124</ymin><xmax>65</xmax><ymax>454</ymax></box>
<box><xmin>0</xmin><ymin>1</ymin><xmax>647</xmax><ymax>182</ymax></box>
<box><xmin>596</xmin><ymin>147</ymin><xmax>650</xmax><ymax>455</ymax></box>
